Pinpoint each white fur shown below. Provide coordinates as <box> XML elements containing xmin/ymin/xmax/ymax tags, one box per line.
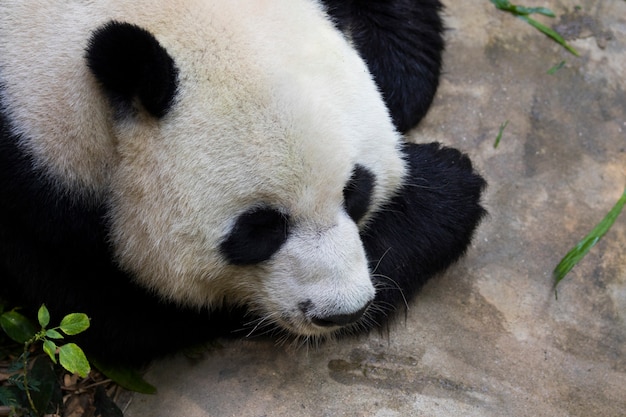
<box><xmin>0</xmin><ymin>0</ymin><xmax>406</xmax><ymax>335</ymax></box>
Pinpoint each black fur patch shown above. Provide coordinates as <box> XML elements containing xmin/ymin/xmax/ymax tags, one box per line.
<box><xmin>343</xmin><ymin>164</ymin><xmax>375</xmax><ymax>223</ymax></box>
<box><xmin>220</xmin><ymin>207</ymin><xmax>290</xmax><ymax>265</ymax></box>
<box><xmin>322</xmin><ymin>0</ymin><xmax>444</xmax><ymax>133</ymax></box>
<box><xmin>359</xmin><ymin>142</ymin><xmax>486</xmax><ymax>326</ymax></box>
<box><xmin>86</xmin><ymin>21</ymin><xmax>178</xmax><ymax>118</ymax></box>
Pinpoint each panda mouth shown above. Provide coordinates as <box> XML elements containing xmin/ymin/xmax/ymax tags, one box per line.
<box><xmin>271</xmin><ymin>302</ymin><xmax>372</xmax><ymax>338</ymax></box>
<box><xmin>242</xmin><ymin>298</ymin><xmax>373</xmax><ymax>339</ymax></box>
<box><xmin>308</xmin><ymin>302</ymin><xmax>371</xmax><ymax>328</ymax></box>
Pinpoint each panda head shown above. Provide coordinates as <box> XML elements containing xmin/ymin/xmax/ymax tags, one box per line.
<box><xmin>49</xmin><ymin>4</ymin><xmax>405</xmax><ymax>337</ymax></box>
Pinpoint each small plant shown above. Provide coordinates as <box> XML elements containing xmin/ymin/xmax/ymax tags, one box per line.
<box><xmin>35</xmin><ymin>306</ymin><xmax>90</xmax><ymax>379</ymax></box>
<box><xmin>1</xmin><ymin>303</ymin><xmax>156</xmax><ymax>416</ymax></box>
<box><xmin>0</xmin><ymin>305</ymin><xmax>90</xmax><ymax>416</ymax></box>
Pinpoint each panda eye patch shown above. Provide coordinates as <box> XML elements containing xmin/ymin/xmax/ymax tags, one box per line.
<box><xmin>343</xmin><ymin>165</ymin><xmax>375</xmax><ymax>223</ymax></box>
<box><xmin>220</xmin><ymin>207</ymin><xmax>290</xmax><ymax>265</ymax></box>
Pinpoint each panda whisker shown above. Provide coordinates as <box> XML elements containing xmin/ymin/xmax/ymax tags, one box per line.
<box><xmin>371</xmin><ymin>273</ymin><xmax>409</xmax><ymax>311</ymax></box>
<box><xmin>295</xmin><ymin>335</ymin><xmax>313</xmax><ymax>351</ymax></box>
<box><xmin>372</xmin><ymin>281</ymin><xmax>403</xmax><ymax>292</ymax></box>
<box><xmin>369</xmin><ymin>247</ymin><xmax>392</xmax><ymax>275</ymax></box>
<box><xmin>275</xmin><ymin>330</ymin><xmax>295</xmax><ymax>348</ymax></box>
<box><xmin>404</xmin><ymin>180</ymin><xmax>446</xmax><ymax>191</ymax></box>
<box><xmin>244</xmin><ymin>315</ymin><xmax>272</xmax><ymax>338</ymax></box>
<box><xmin>239</xmin><ymin>312</ymin><xmax>282</xmax><ymax>339</ymax></box>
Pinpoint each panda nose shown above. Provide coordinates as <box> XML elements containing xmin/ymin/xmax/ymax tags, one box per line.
<box><xmin>310</xmin><ymin>302</ymin><xmax>371</xmax><ymax>328</ymax></box>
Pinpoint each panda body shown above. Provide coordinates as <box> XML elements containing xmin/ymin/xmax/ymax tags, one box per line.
<box><xmin>0</xmin><ymin>0</ymin><xmax>485</xmax><ymax>364</ymax></box>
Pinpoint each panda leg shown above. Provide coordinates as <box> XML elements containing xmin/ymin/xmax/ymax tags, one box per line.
<box><xmin>360</xmin><ymin>142</ymin><xmax>486</xmax><ymax>328</ymax></box>
<box><xmin>321</xmin><ymin>0</ymin><xmax>445</xmax><ymax>133</ymax></box>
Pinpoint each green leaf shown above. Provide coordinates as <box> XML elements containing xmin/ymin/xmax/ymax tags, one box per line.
<box><xmin>490</xmin><ymin>0</ymin><xmax>554</xmax><ymax>17</ymax></box>
<box><xmin>8</xmin><ymin>373</ymin><xmax>39</xmax><ymax>392</ymax></box>
<box><xmin>547</xmin><ymin>60</ymin><xmax>566</xmax><ymax>75</ymax></box>
<box><xmin>8</xmin><ymin>352</ymin><xmax>27</xmax><ymax>372</ymax></box>
<box><xmin>43</xmin><ymin>340</ymin><xmax>58</xmax><ymax>364</ymax></box>
<box><xmin>0</xmin><ymin>386</ymin><xmax>19</xmax><ymax>407</ymax></box>
<box><xmin>490</xmin><ymin>0</ymin><xmax>512</xmax><ymax>10</ymax></box>
<box><xmin>494</xmin><ymin>120</ymin><xmax>509</xmax><ymax>149</ymax></box>
<box><xmin>29</xmin><ymin>357</ymin><xmax>60</xmax><ymax>414</ymax></box>
<box><xmin>490</xmin><ymin>0</ymin><xmax>579</xmax><ymax>56</ymax></box>
<box><xmin>519</xmin><ymin>16</ymin><xmax>579</xmax><ymax>56</ymax></box>
<box><xmin>0</xmin><ymin>310</ymin><xmax>37</xmax><ymax>344</ymax></box>
<box><xmin>58</xmin><ymin>343</ymin><xmax>90</xmax><ymax>378</ymax></box>
<box><xmin>554</xmin><ymin>187</ymin><xmax>626</xmax><ymax>296</ymax></box>
<box><xmin>37</xmin><ymin>305</ymin><xmax>50</xmax><ymax>328</ymax></box>
<box><xmin>45</xmin><ymin>329</ymin><xmax>64</xmax><ymax>340</ymax></box>
<box><xmin>59</xmin><ymin>313</ymin><xmax>90</xmax><ymax>336</ymax></box>
<box><xmin>90</xmin><ymin>358</ymin><xmax>157</xmax><ymax>394</ymax></box>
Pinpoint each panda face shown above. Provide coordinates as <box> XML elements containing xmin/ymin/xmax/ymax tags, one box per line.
<box><xmin>219</xmin><ymin>164</ymin><xmax>379</xmax><ymax>335</ymax></box>
<box><xmin>0</xmin><ymin>0</ymin><xmax>406</xmax><ymax>336</ymax></box>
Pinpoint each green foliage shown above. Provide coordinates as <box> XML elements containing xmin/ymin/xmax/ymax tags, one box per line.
<box><xmin>91</xmin><ymin>357</ymin><xmax>157</xmax><ymax>395</ymax></box>
<box><xmin>6</xmin><ymin>306</ymin><xmax>92</xmax><ymax>378</ymax></box>
<box><xmin>0</xmin><ymin>385</ymin><xmax>19</xmax><ymax>407</ymax></box>
<box><xmin>547</xmin><ymin>60</ymin><xmax>566</xmax><ymax>75</ymax></box>
<box><xmin>25</xmin><ymin>358</ymin><xmax>59</xmax><ymax>416</ymax></box>
<box><xmin>58</xmin><ymin>313</ymin><xmax>90</xmax><ymax>336</ymax></box>
<box><xmin>490</xmin><ymin>0</ymin><xmax>579</xmax><ymax>56</ymax></box>
<box><xmin>1</xmin><ymin>304</ymin><xmax>155</xmax><ymax>415</ymax></box>
<box><xmin>493</xmin><ymin>120</ymin><xmax>509</xmax><ymax>149</ymax></box>
<box><xmin>553</xmin><ymin>187</ymin><xmax>626</xmax><ymax>297</ymax></box>
<box><xmin>0</xmin><ymin>311</ymin><xmax>37</xmax><ymax>344</ymax></box>
<box><xmin>36</xmin><ymin>307</ymin><xmax>49</xmax><ymax>329</ymax></box>
<box><xmin>57</xmin><ymin>343</ymin><xmax>90</xmax><ymax>378</ymax></box>
<box><xmin>0</xmin><ymin>305</ymin><xmax>92</xmax><ymax>415</ymax></box>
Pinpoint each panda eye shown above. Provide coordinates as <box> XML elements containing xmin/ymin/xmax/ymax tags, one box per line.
<box><xmin>220</xmin><ymin>207</ymin><xmax>290</xmax><ymax>266</ymax></box>
<box><xmin>343</xmin><ymin>165</ymin><xmax>376</xmax><ymax>223</ymax></box>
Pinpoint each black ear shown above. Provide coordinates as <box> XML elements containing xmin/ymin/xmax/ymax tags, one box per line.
<box><xmin>86</xmin><ymin>21</ymin><xmax>178</xmax><ymax>118</ymax></box>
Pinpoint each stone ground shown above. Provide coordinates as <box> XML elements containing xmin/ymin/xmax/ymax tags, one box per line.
<box><xmin>125</xmin><ymin>1</ymin><xmax>626</xmax><ymax>416</ymax></box>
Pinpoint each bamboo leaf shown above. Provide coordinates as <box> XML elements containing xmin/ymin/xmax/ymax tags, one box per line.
<box><xmin>490</xmin><ymin>0</ymin><xmax>554</xmax><ymax>16</ymax></box>
<box><xmin>519</xmin><ymin>16</ymin><xmax>579</xmax><ymax>56</ymax></box>
<box><xmin>547</xmin><ymin>60</ymin><xmax>566</xmax><ymax>75</ymax></box>
<box><xmin>554</xmin><ymin>187</ymin><xmax>626</xmax><ymax>296</ymax></box>
<box><xmin>490</xmin><ymin>0</ymin><xmax>579</xmax><ymax>56</ymax></box>
<box><xmin>494</xmin><ymin>120</ymin><xmax>509</xmax><ymax>148</ymax></box>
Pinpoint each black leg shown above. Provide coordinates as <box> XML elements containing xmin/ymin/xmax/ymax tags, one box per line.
<box><xmin>361</xmin><ymin>142</ymin><xmax>486</xmax><ymax>326</ymax></box>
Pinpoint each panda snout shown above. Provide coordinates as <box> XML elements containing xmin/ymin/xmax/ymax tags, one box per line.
<box><xmin>299</xmin><ymin>300</ymin><xmax>371</xmax><ymax>328</ymax></box>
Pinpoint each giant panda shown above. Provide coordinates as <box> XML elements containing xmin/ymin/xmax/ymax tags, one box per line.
<box><xmin>0</xmin><ymin>0</ymin><xmax>485</xmax><ymax>365</ymax></box>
